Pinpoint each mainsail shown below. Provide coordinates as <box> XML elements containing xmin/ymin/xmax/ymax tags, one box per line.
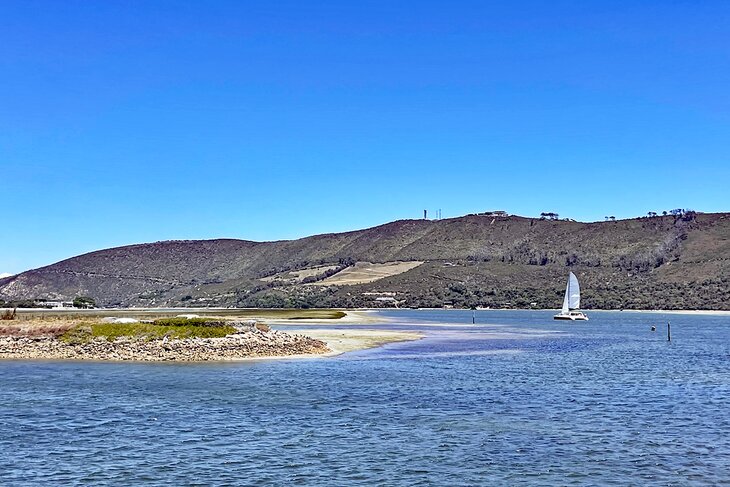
<box><xmin>561</xmin><ymin>271</ymin><xmax>581</xmax><ymax>313</ymax></box>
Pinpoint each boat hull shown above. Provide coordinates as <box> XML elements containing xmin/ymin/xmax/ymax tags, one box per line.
<box><xmin>553</xmin><ymin>313</ymin><xmax>589</xmax><ymax>321</ymax></box>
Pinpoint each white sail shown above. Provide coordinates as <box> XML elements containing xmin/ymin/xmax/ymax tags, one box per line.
<box><xmin>555</xmin><ymin>272</ymin><xmax>587</xmax><ymax>320</ymax></box>
<box><xmin>561</xmin><ymin>272</ymin><xmax>581</xmax><ymax>312</ymax></box>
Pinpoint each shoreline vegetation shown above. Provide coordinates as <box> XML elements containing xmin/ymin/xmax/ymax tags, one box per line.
<box><xmin>0</xmin><ymin>310</ymin><xmax>421</xmax><ymax>362</ymax></box>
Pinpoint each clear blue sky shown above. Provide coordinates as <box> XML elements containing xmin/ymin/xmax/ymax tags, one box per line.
<box><xmin>2</xmin><ymin>1</ymin><xmax>729</xmax><ymax>275</ymax></box>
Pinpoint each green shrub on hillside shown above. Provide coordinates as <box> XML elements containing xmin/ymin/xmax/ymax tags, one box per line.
<box><xmin>73</xmin><ymin>296</ymin><xmax>96</xmax><ymax>309</ymax></box>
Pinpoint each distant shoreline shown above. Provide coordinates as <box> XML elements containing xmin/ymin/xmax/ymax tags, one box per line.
<box><xmin>5</xmin><ymin>307</ymin><xmax>730</xmax><ymax>316</ymax></box>
<box><xmin>613</xmin><ymin>309</ymin><xmax>730</xmax><ymax>316</ymax></box>
<box><xmin>359</xmin><ymin>308</ymin><xmax>730</xmax><ymax>316</ymax></box>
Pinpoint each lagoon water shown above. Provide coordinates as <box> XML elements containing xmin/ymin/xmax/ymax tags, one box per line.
<box><xmin>2</xmin><ymin>310</ymin><xmax>730</xmax><ymax>485</ymax></box>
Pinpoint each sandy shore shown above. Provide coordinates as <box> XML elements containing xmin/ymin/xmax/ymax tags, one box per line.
<box><xmin>0</xmin><ymin>311</ymin><xmax>422</xmax><ymax>362</ymax></box>
<box><xmin>266</xmin><ymin>311</ymin><xmax>422</xmax><ymax>356</ymax></box>
<box><xmin>286</xmin><ymin>328</ymin><xmax>423</xmax><ymax>355</ymax></box>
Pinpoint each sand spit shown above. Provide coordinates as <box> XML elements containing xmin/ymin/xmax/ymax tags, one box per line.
<box><xmin>291</xmin><ymin>328</ymin><xmax>424</xmax><ymax>355</ymax></box>
<box><xmin>0</xmin><ymin>312</ymin><xmax>425</xmax><ymax>361</ymax></box>
<box><xmin>266</xmin><ymin>310</ymin><xmax>386</xmax><ymax>326</ymax></box>
<box><xmin>0</xmin><ymin>324</ymin><xmax>330</xmax><ymax>362</ymax></box>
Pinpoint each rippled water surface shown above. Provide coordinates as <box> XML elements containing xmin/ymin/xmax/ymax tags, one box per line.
<box><xmin>2</xmin><ymin>310</ymin><xmax>730</xmax><ymax>485</ymax></box>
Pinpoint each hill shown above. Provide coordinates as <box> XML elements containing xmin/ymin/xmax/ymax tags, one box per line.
<box><xmin>1</xmin><ymin>212</ymin><xmax>729</xmax><ymax>309</ymax></box>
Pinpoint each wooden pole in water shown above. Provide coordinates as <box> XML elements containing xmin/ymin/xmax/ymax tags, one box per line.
<box><xmin>667</xmin><ymin>321</ymin><xmax>671</xmax><ymax>342</ymax></box>
<box><xmin>472</xmin><ymin>309</ymin><xmax>475</xmax><ymax>324</ymax></box>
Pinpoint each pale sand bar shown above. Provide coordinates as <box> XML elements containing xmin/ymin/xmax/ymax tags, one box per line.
<box><xmin>285</xmin><ymin>328</ymin><xmax>424</xmax><ymax>355</ymax></box>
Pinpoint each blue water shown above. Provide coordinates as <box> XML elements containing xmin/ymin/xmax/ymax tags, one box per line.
<box><xmin>2</xmin><ymin>310</ymin><xmax>730</xmax><ymax>485</ymax></box>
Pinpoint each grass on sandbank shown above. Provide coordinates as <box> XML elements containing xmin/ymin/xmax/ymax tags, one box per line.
<box><xmin>61</xmin><ymin>322</ymin><xmax>237</xmax><ymax>344</ymax></box>
<box><xmin>151</xmin><ymin>317</ymin><xmax>226</xmax><ymax>327</ymax></box>
<box><xmin>244</xmin><ymin>310</ymin><xmax>347</xmax><ymax>320</ymax></box>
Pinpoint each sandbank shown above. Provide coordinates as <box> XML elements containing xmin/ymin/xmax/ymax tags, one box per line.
<box><xmin>284</xmin><ymin>328</ymin><xmax>424</xmax><ymax>355</ymax></box>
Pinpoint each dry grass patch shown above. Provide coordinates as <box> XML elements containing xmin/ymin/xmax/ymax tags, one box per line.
<box><xmin>0</xmin><ymin>322</ymin><xmax>75</xmax><ymax>338</ymax></box>
<box><xmin>311</xmin><ymin>261</ymin><xmax>423</xmax><ymax>286</ymax></box>
<box><xmin>1</xmin><ymin>308</ymin><xmax>17</xmax><ymax>320</ymax></box>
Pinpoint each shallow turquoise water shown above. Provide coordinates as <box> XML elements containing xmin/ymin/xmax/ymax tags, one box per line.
<box><xmin>2</xmin><ymin>310</ymin><xmax>729</xmax><ymax>485</ymax></box>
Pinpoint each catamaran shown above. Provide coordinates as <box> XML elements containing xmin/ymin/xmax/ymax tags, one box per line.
<box><xmin>554</xmin><ymin>272</ymin><xmax>589</xmax><ymax>321</ymax></box>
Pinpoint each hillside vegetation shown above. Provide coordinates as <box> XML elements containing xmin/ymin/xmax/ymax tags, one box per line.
<box><xmin>1</xmin><ymin>212</ymin><xmax>729</xmax><ymax>310</ymax></box>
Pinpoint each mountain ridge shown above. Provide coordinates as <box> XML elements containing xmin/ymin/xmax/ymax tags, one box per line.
<box><xmin>2</xmin><ymin>212</ymin><xmax>729</xmax><ymax>309</ymax></box>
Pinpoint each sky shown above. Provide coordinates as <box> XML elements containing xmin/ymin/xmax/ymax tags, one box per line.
<box><xmin>2</xmin><ymin>1</ymin><xmax>730</xmax><ymax>274</ymax></box>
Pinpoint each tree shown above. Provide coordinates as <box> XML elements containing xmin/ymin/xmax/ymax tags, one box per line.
<box><xmin>647</xmin><ymin>212</ymin><xmax>657</xmax><ymax>218</ymax></box>
<box><xmin>662</xmin><ymin>211</ymin><xmax>668</xmax><ymax>216</ymax></box>
<box><xmin>609</xmin><ymin>216</ymin><xmax>616</xmax><ymax>221</ymax></box>
<box><xmin>73</xmin><ymin>296</ymin><xmax>96</xmax><ymax>309</ymax></box>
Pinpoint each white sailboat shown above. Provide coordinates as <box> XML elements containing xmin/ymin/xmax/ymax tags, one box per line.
<box><xmin>554</xmin><ymin>272</ymin><xmax>589</xmax><ymax>321</ymax></box>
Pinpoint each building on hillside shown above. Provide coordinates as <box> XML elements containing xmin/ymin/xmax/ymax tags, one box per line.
<box><xmin>36</xmin><ymin>300</ymin><xmax>74</xmax><ymax>309</ymax></box>
<box><xmin>476</xmin><ymin>210</ymin><xmax>508</xmax><ymax>217</ymax></box>
<box><xmin>375</xmin><ymin>296</ymin><xmax>397</xmax><ymax>303</ymax></box>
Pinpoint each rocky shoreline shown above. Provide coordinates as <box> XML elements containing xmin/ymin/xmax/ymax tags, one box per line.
<box><xmin>0</xmin><ymin>323</ymin><xmax>330</xmax><ymax>362</ymax></box>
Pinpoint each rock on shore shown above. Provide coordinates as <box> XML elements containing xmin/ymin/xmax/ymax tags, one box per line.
<box><xmin>0</xmin><ymin>322</ymin><xmax>330</xmax><ymax>361</ymax></box>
